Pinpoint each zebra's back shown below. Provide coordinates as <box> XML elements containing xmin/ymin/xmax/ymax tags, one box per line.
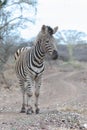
<box><xmin>14</xmin><ymin>46</ymin><xmax>31</xmax><ymax>60</ymax></box>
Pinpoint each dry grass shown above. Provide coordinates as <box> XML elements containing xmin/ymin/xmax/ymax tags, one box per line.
<box><xmin>59</xmin><ymin>106</ymin><xmax>87</xmax><ymax>115</ymax></box>
<box><xmin>58</xmin><ymin>128</ymin><xmax>78</xmax><ymax>130</ymax></box>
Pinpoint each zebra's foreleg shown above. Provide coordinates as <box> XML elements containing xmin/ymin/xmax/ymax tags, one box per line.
<box><xmin>26</xmin><ymin>91</ymin><xmax>34</xmax><ymax>114</ymax></box>
<box><xmin>19</xmin><ymin>79</ymin><xmax>26</xmax><ymax>113</ymax></box>
<box><xmin>35</xmin><ymin>76</ymin><xmax>41</xmax><ymax>114</ymax></box>
<box><xmin>26</xmin><ymin>76</ymin><xmax>34</xmax><ymax>114</ymax></box>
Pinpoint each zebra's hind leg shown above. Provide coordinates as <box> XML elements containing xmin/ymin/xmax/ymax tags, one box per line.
<box><xmin>35</xmin><ymin>76</ymin><xmax>41</xmax><ymax>114</ymax></box>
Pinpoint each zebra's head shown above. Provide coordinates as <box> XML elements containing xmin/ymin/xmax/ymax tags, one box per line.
<box><xmin>38</xmin><ymin>25</ymin><xmax>58</xmax><ymax>60</ymax></box>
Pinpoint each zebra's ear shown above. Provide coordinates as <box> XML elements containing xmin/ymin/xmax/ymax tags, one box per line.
<box><xmin>41</xmin><ymin>25</ymin><xmax>46</xmax><ymax>33</ymax></box>
<box><xmin>53</xmin><ymin>26</ymin><xmax>58</xmax><ymax>34</ymax></box>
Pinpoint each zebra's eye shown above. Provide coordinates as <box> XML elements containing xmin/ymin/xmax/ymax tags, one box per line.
<box><xmin>46</xmin><ymin>40</ymin><xmax>49</xmax><ymax>43</ymax></box>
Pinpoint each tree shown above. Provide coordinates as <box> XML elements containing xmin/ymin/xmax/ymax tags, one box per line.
<box><xmin>0</xmin><ymin>0</ymin><xmax>38</xmax><ymax>87</ymax></box>
<box><xmin>0</xmin><ymin>0</ymin><xmax>38</xmax><ymax>41</ymax></box>
<box><xmin>0</xmin><ymin>0</ymin><xmax>7</xmax><ymax>8</ymax></box>
<box><xmin>56</xmin><ymin>30</ymin><xmax>87</xmax><ymax>61</ymax></box>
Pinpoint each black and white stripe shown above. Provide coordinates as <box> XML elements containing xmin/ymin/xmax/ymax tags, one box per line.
<box><xmin>14</xmin><ymin>46</ymin><xmax>31</xmax><ymax>60</ymax></box>
<box><xmin>15</xmin><ymin>25</ymin><xmax>58</xmax><ymax>114</ymax></box>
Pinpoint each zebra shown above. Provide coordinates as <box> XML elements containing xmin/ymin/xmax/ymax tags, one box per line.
<box><xmin>15</xmin><ymin>25</ymin><xmax>58</xmax><ymax>114</ymax></box>
<box><xmin>14</xmin><ymin>46</ymin><xmax>31</xmax><ymax>60</ymax></box>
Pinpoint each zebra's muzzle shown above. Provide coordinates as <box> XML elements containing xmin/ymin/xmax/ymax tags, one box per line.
<box><xmin>52</xmin><ymin>50</ymin><xmax>58</xmax><ymax>60</ymax></box>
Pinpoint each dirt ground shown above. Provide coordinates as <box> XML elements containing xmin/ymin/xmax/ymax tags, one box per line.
<box><xmin>0</xmin><ymin>60</ymin><xmax>87</xmax><ymax>130</ymax></box>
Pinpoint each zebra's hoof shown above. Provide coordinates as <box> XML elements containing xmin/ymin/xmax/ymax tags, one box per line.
<box><xmin>20</xmin><ymin>108</ymin><xmax>26</xmax><ymax>113</ymax></box>
<box><xmin>26</xmin><ymin>107</ymin><xmax>34</xmax><ymax>115</ymax></box>
<box><xmin>35</xmin><ymin>108</ymin><xmax>40</xmax><ymax>114</ymax></box>
<box><xmin>20</xmin><ymin>106</ymin><xmax>26</xmax><ymax>113</ymax></box>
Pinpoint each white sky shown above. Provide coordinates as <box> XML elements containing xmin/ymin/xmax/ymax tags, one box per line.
<box><xmin>21</xmin><ymin>0</ymin><xmax>87</xmax><ymax>39</ymax></box>
<box><xmin>37</xmin><ymin>0</ymin><xmax>87</xmax><ymax>31</ymax></box>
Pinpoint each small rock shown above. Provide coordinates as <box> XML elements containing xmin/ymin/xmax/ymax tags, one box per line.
<box><xmin>83</xmin><ymin>124</ymin><xmax>87</xmax><ymax>129</ymax></box>
<box><xmin>2</xmin><ymin>122</ymin><xmax>7</xmax><ymax>125</ymax></box>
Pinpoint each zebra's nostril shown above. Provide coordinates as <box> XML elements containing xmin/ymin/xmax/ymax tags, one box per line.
<box><xmin>52</xmin><ymin>50</ymin><xmax>58</xmax><ymax>60</ymax></box>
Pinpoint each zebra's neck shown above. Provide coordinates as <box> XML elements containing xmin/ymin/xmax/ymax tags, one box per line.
<box><xmin>30</xmin><ymin>41</ymin><xmax>45</xmax><ymax>68</ymax></box>
<box><xmin>33</xmin><ymin>42</ymin><xmax>45</xmax><ymax>65</ymax></box>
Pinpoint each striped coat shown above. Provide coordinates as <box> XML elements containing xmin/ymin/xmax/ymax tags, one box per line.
<box><xmin>15</xmin><ymin>25</ymin><xmax>58</xmax><ymax>114</ymax></box>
